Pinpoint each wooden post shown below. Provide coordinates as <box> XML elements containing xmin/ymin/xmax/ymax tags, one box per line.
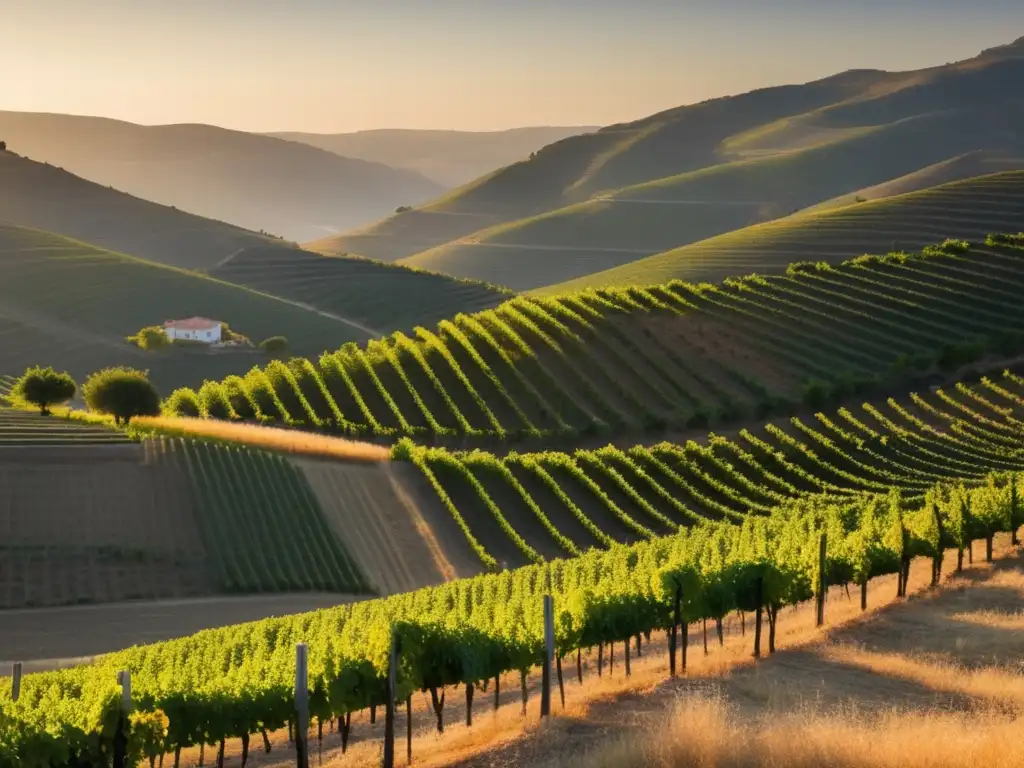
<box><xmin>540</xmin><ymin>595</ymin><xmax>554</xmax><ymax>718</ymax></box>
<box><xmin>406</xmin><ymin>694</ymin><xmax>413</xmax><ymax>765</ymax></box>
<box><xmin>816</xmin><ymin>531</ymin><xmax>827</xmax><ymax>628</ymax></box>
<box><xmin>295</xmin><ymin>644</ymin><xmax>310</xmax><ymax>768</ymax></box>
<box><xmin>112</xmin><ymin>670</ymin><xmax>131</xmax><ymax>768</ymax></box>
<box><xmin>383</xmin><ymin>632</ymin><xmax>398</xmax><ymax>768</ymax></box>
<box><xmin>10</xmin><ymin>662</ymin><xmax>21</xmax><ymax>701</ymax></box>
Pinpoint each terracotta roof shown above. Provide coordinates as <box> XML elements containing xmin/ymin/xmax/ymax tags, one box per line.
<box><xmin>163</xmin><ymin>317</ymin><xmax>220</xmax><ymax>331</ymax></box>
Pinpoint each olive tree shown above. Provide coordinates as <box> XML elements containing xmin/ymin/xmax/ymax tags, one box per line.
<box><xmin>11</xmin><ymin>366</ymin><xmax>77</xmax><ymax>415</ymax></box>
<box><xmin>82</xmin><ymin>367</ymin><xmax>161</xmax><ymax>425</ymax></box>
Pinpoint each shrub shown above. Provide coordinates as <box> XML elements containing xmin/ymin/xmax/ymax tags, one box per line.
<box><xmin>82</xmin><ymin>367</ymin><xmax>161</xmax><ymax>425</ymax></box>
<box><xmin>11</xmin><ymin>366</ymin><xmax>77</xmax><ymax>415</ymax></box>
<box><xmin>801</xmin><ymin>378</ymin><xmax>832</xmax><ymax>408</ymax></box>
<box><xmin>0</xmin><ymin>140</ymin><xmax>7</xmax><ymax>152</ymax></box>
<box><xmin>163</xmin><ymin>388</ymin><xmax>202</xmax><ymax>418</ymax></box>
<box><xmin>395</xmin><ymin>206</ymin><xmax>413</xmax><ymax>214</ymax></box>
<box><xmin>126</xmin><ymin>326</ymin><xmax>171</xmax><ymax>351</ymax></box>
<box><xmin>260</xmin><ymin>336</ymin><xmax>288</xmax><ymax>356</ymax></box>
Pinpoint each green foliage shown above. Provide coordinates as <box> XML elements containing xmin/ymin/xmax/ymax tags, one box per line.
<box><xmin>125</xmin><ymin>325</ymin><xmax>171</xmax><ymax>351</ymax></box>
<box><xmin>163</xmin><ymin>387</ymin><xmax>202</xmax><ymax>418</ymax></box>
<box><xmin>81</xmin><ymin>367</ymin><xmax>161</xmax><ymax>425</ymax></box>
<box><xmin>260</xmin><ymin>335</ymin><xmax>288</xmax><ymax>355</ymax></box>
<box><xmin>10</xmin><ymin>366</ymin><xmax>76</xmax><ymax>415</ymax></box>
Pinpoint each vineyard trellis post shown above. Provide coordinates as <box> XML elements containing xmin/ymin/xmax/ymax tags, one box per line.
<box><xmin>295</xmin><ymin>643</ymin><xmax>310</xmax><ymax>768</ymax></box>
<box><xmin>10</xmin><ymin>662</ymin><xmax>21</xmax><ymax>701</ymax></box>
<box><xmin>112</xmin><ymin>670</ymin><xmax>131</xmax><ymax>768</ymax></box>
<box><xmin>816</xmin><ymin>531</ymin><xmax>827</xmax><ymax>628</ymax></box>
<box><xmin>540</xmin><ymin>594</ymin><xmax>554</xmax><ymax>717</ymax></box>
<box><xmin>383</xmin><ymin>631</ymin><xmax>399</xmax><ymax>768</ymax></box>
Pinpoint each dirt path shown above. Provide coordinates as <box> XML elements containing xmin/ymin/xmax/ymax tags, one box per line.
<box><xmin>0</xmin><ymin>593</ymin><xmax>359</xmax><ymax>668</ymax></box>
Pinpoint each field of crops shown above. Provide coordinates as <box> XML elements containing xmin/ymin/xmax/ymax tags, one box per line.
<box><xmin>546</xmin><ymin>171</ymin><xmax>1024</xmax><ymax>292</ymax></box>
<box><xmin>211</xmin><ymin>245</ymin><xmax>511</xmax><ymax>333</ymax></box>
<box><xmin>5</xmin><ymin>365</ymin><xmax>1023</xmax><ymax>766</ymax></box>
<box><xmin>0</xmin><ymin>421</ymin><xmax>371</xmax><ymax>609</ymax></box>
<box><xmin>0</xmin><ymin>224</ymin><xmax>370</xmax><ymax>393</ymax></box>
<box><xmin>400</xmin><ymin>368</ymin><xmax>1024</xmax><ymax>569</ymax></box>
<box><xmin>166</xmin><ymin>236</ymin><xmax>1024</xmax><ymax>440</ymax></box>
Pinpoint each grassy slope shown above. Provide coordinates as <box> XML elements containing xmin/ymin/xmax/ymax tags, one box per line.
<box><xmin>210</xmin><ymin>247</ymin><xmax>511</xmax><ymax>334</ymax></box>
<box><xmin>309</xmin><ymin>39</ymin><xmax>1024</xmax><ymax>287</ymax></box>
<box><xmin>0</xmin><ymin>112</ymin><xmax>444</xmax><ymax>243</ymax></box>
<box><xmin>269</xmin><ymin>126</ymin><xmax>599</xmax><ymax>187</ymax></box>
<box><xmin>0</xmin><ymin>223</ymin><xmax>370</xmax><ymax>393</ymax></box>
<box><xmin>542</xmin><ymin>171</ymin><xmax>1024</xmax><ymax>292</ymax></box>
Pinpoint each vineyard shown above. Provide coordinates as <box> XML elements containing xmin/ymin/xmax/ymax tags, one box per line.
<box><xmin>546</xmin><ymin>171</ymin><xmax>1024</xmax><ymax>292</ymax></box>
<box><xmin>211</xmin><ymin>246</ymin><xmax>511</xmax><ymax>334</ymax></box>
<box><xmin>166</xmin><ymin>235</ymin><xmax>1024</xmax><ymax>440</ymax></box>
<box><xmin>2</xmin><ymin>403</ymin><xmax>1021</xmax><ymax>765</ymax></box>
<box><xmin>0</xmin><ymin>224</ymin><xmax>371</xmax><ymax>393</ymax></box>
<box><xmin>0</xmin><ymin>425</ymin><xmax>370</xmax><ymax>610</ymax></box>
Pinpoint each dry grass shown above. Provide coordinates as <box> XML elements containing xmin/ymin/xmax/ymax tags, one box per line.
<box><xmin>130</xmin><ymin>416</ymin><xmax>391</xmax><ymax>462</ymax></box>
<box><xmin>570</xmin><ymin>695</ymin><xmax>1023</xmax><ymax>768</ymax></box>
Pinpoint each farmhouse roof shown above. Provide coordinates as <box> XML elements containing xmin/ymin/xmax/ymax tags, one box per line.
<box><xmin>164</xmin><ymin>317</ymin><xmax>220</xmax><ymax>330</ymax></box>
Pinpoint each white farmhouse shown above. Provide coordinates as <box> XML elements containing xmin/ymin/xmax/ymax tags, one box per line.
<box><xmin>163</xmin><ymin>317</ymin><xmax>223</xmax><ymax>344</ymax></box>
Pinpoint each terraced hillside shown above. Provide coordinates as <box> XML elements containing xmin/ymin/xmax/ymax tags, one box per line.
<box><xmin>545</xmin><ymin>172</ymin><xmax>1024</xmax><ymax>292</ymax></box>
<box><xmin>311</xmin><ymin>38</ymin><xmax>1024</xmax><ymax>288</ymax></box>
<box><xmin>0</xmin><ymin>224</ymin><xmax>371</xmax><ymax>393</ymax></box>
<box><xmin>0</xmin><ymin>420</ymin><xmax>370</xmax><ymax>609</ymax></box>
<box><xmin>168</xmin><ymin>237</ymin><xmax>1024</xmax><ymax>441</ymax></box>
<box><xmin>210</xmin><ymin>246</ymin><xmax>510</xmax><ymax>334</ymax></box>
<box><xmin>398</xmin><ymin>368</ymin><xmax>1024</xmax><ymax>570</ymax></box>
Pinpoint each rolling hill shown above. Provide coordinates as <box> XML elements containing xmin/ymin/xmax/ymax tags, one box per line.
<box><xmin>0</xmin><ymin>151</ymin><xmax>513</xmax><ymax>332</ymax></box>
<box><xmin>269</xmin><ymin>126</ymin><xmax>599</xmax><ymax>187</ymax></box>
<box><xmin>543</xmin><ymin>171</ymin><xmax>1024</xmax><ymax>292</ymax></box>
<box><xmin>310</xmin><ymin>36</ymin><xmax>1024</xmax><ymax>289</ymax></box>
<box><xmin>0</xmin><ymin>223</ymin><xmax>372</xmax><ymax>393</ymax></box>
<box><xmin>0</xmin><ymin>111</ymin><xmax>444</xmax><ymax>243</ymax></box>
<box><xmin>210</xmin><ymin>247</ymin><xmax>511</xmax><ymax>335</ymax></box>
<box><xmin>167</xmin><ymin>235</ymin><xmax>1024</xmax><ymax>443</ymax></box>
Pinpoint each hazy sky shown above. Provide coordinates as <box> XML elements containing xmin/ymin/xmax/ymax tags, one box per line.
<box><xmin>3</xmin><ymin>0</ymin><xmax>1022</xmax><ymax>133</ymax></box>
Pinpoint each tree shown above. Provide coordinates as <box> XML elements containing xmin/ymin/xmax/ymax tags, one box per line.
<box><xmin>82</xmin><ymin>367</ymin><xmax>161</xmax><ymax>425</ymax></box>
<box><xmin>126</xmin><ymin>326</ymin><xmax>171</xmax><ymax>351</ymax></box>
<box><xmin>0</xmin><ymin>140</ymin><xmax>7</xmax><ymax>152</ymax></box>
<box><xmin>260</xmin><ymin>336</ymin><xmax>288</xmax><ymax>356</ymax></box>
<box><xmin>11</xmin><ymin>366</ymin><xmax>77</xmax><ymax>415</ymax></box>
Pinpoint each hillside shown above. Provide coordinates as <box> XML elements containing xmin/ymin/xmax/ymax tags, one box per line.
<box><xmin>0</xmin><ymin>223</ymin><xmax>372</xmax><ymax>393</ymax></box>
<box><xmin>310</xmin><ymin>37</ymin><xmax>1024</xmax><ymax>288</ymax></box>
<box><xmin>0</xmin><ymin>416</ymin><xmax>370</xmax><ymax>610</ymax></box>
<box><xmin>4</xmin><ymin>376</ymin><xmax>1022</xmax><ymax>765</ymax></box>
<box><xmin>167</xmin><ymin>236</ymin><xmax>1024</xmax><ymax>444</ymax></box>
<box><xmin>543</xmin><ymin>171</ymin><xmax>1024</xmax><ymax>292</ymax></box>
<box><xmin>0</xmin><ymin>150</ymin><xmax>291</xmax><ymax>271</ymax></box>
<box><xmin>0</xmin><ymin>111</ymin><xmax>444</xmax><ymax>243</ymax></box>
<box><xmin>270</xmin><ymin>126</ymin><xmax>599</xmax><ymax>187</ymax></box>
<box><xmin>210</xmin><ymin>247</ymin><xmax>511</xmax><ymax>334</ymax></box>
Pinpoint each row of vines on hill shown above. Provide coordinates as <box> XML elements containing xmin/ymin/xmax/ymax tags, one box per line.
<box><xmin>392</xmin><ymin>369</ymin><xmax>1024</xmax><ymax>571</ymax></box>
<box><xmin>2</xmin><ymin>469</ymin><xmax>1021</xmax><ymax>767</ymax></box>
<box><xmin>161</xmin><ymin>235</ymin><xmax>1024</xmax><ymax>442</ymax></box>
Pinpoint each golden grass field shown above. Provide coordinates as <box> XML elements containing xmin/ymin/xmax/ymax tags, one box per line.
<box><xmin>166</xmin><ymin>537</ymin><xmax>1023</xmax><ymax>768</ymax></box>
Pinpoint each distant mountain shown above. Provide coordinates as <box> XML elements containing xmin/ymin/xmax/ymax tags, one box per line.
<box><xmin>309</xmin><ymin>36</ymin><xmax>1024</xmax><ymax>290</ymax></box>
<box><xmin>0</xmin><ymin>112</ymin><xmax>444</xmax><ymax>243</ymax></box>
<box><xmin>268</xmin><ymin>127</ymin><xmax>599</xmax><ymax>187</ymax></box>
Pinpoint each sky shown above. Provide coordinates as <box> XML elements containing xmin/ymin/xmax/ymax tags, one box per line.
<box><xmin>2</xmin><ymin>0</ymin><xmax>1023</xmax><ymax>133</ymax></box>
